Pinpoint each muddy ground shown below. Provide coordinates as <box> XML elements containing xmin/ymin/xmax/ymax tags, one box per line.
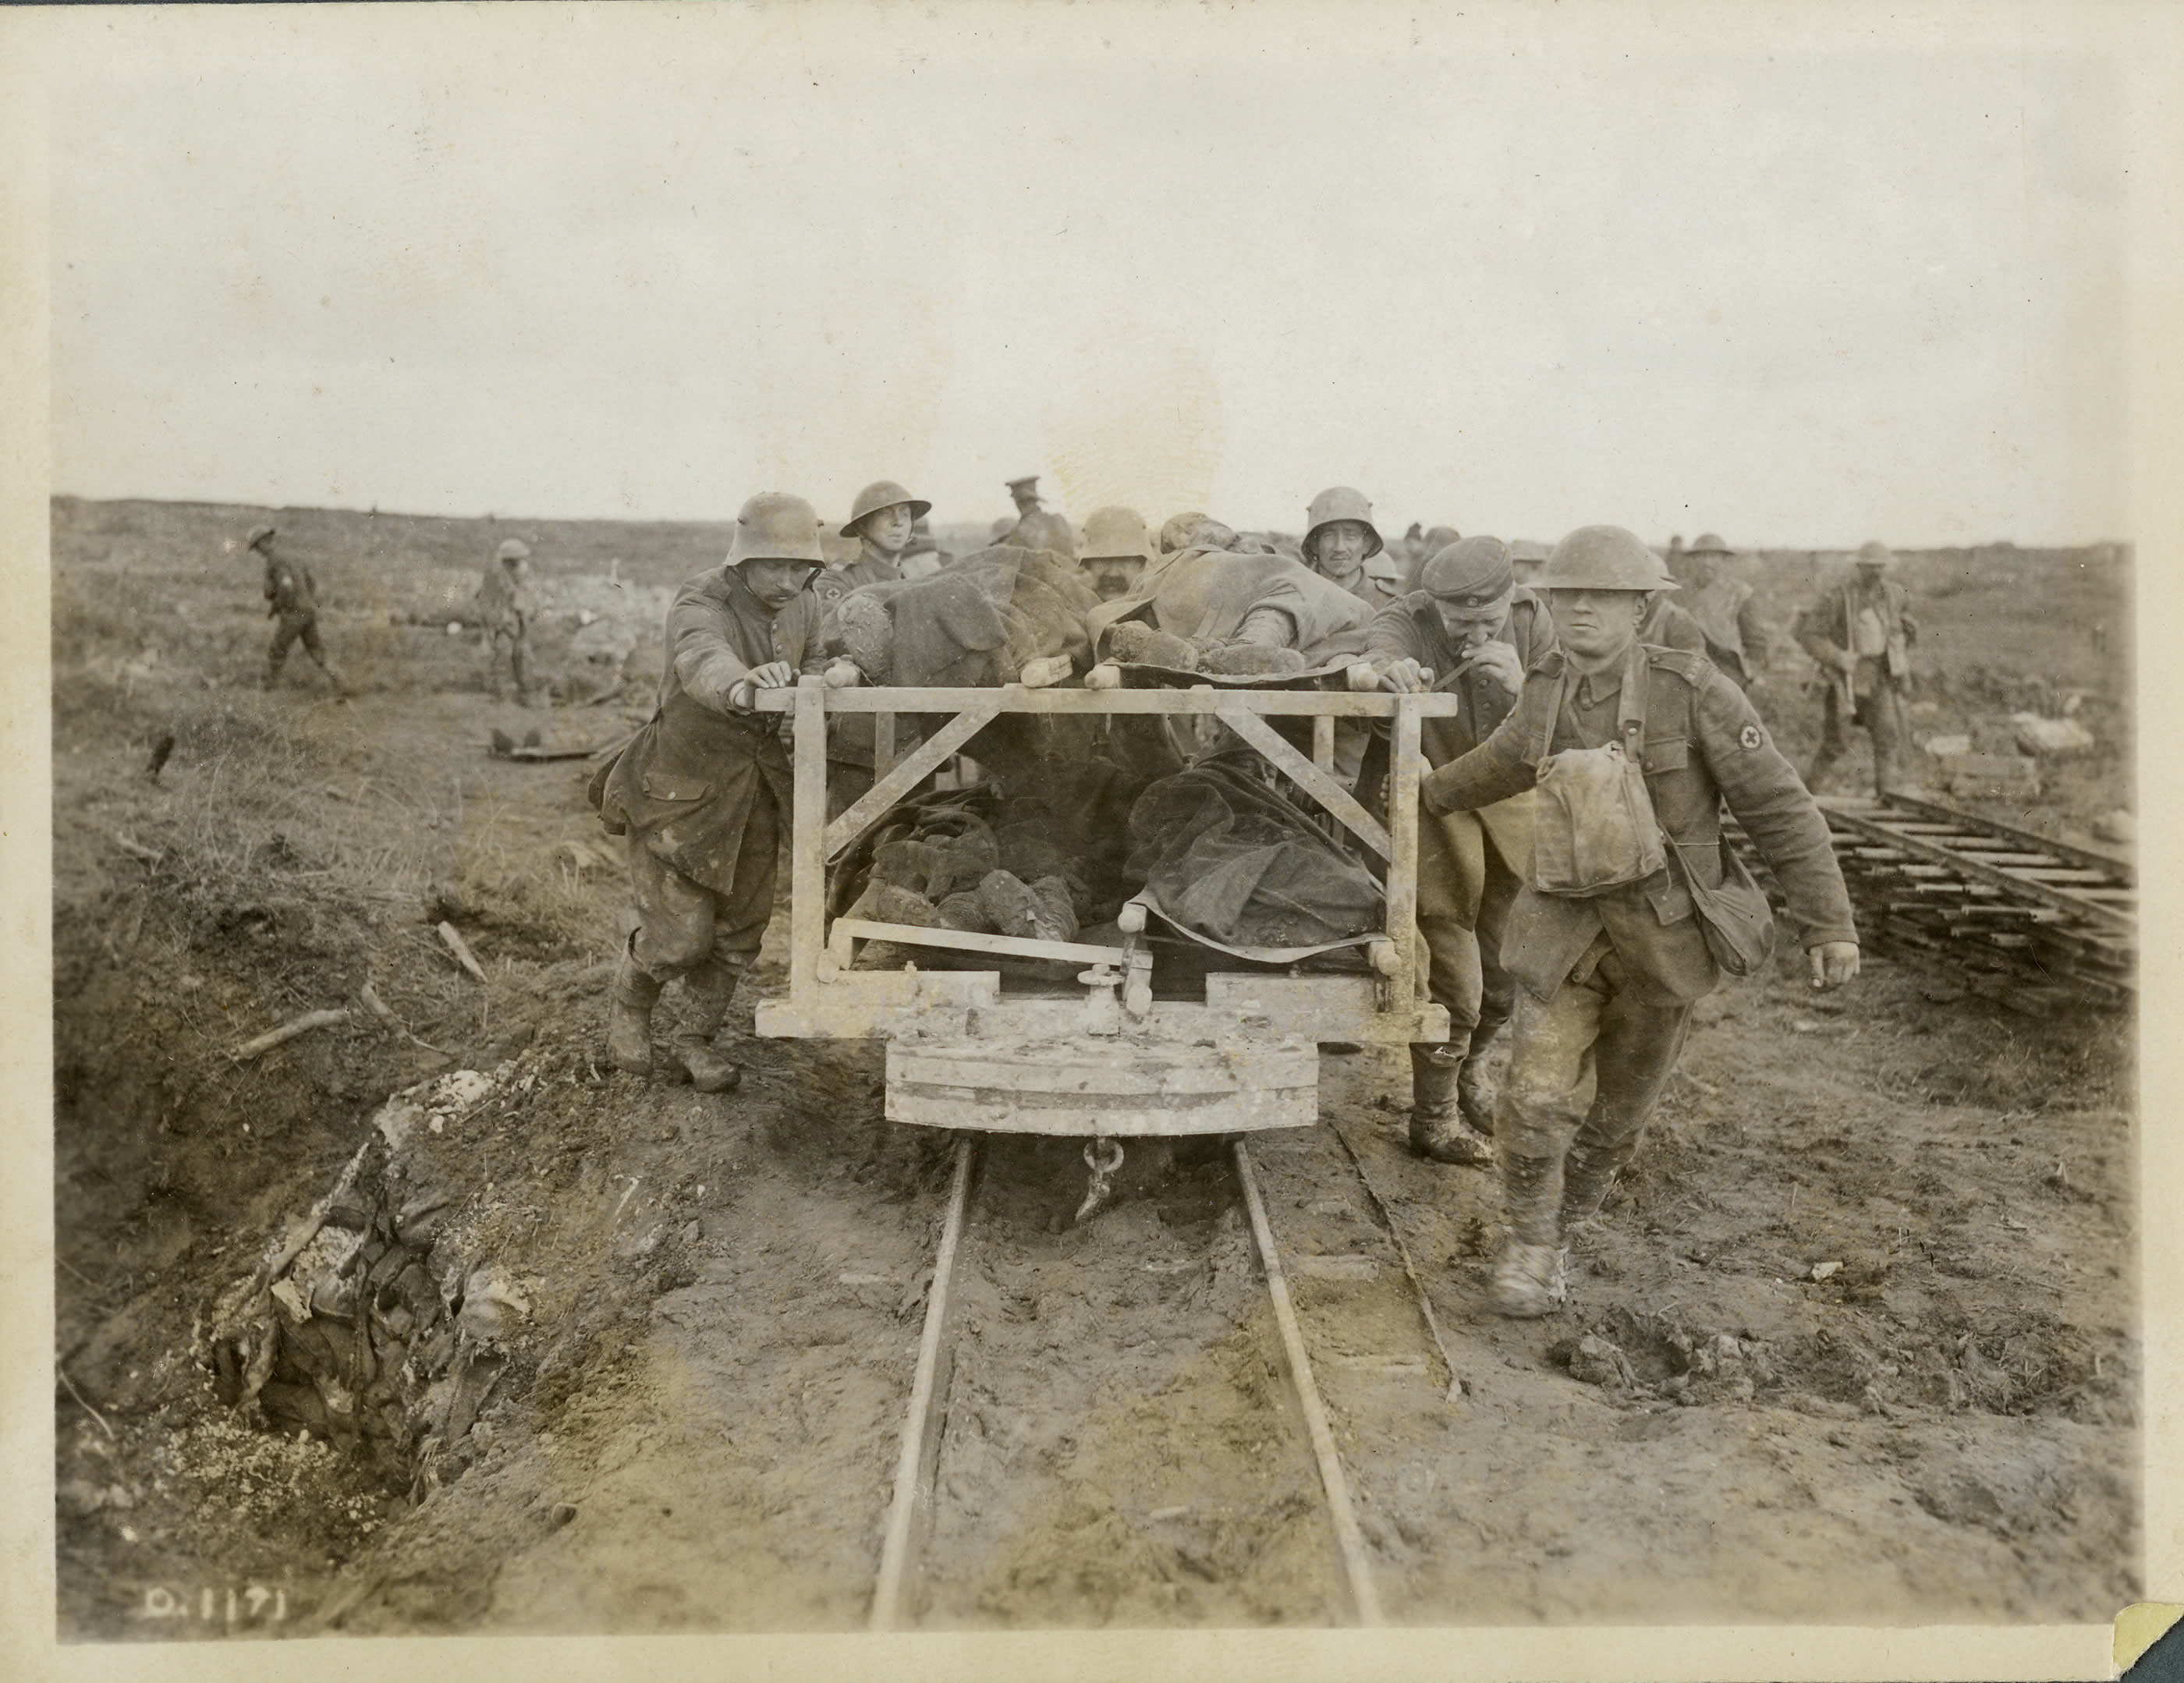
<box><xmin>51</xmin><ymin>498</ymin><xmax>2135</xmax><ymax>1639</ymax></box>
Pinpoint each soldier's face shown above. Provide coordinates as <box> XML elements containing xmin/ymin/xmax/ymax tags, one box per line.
<box><xmin>1548</xmin><ymin>589</ymin><xmax>1647</xmax><ymax>660</ymax></box>
<box><xmin>1083</xmin><ymin>555</ymin><xmax>1145</xmax><ymax>602</ymax></box>
<box><xmin>1314</xmin><ymin>521</ymin><xmax>1371</xmax><ymax>577</ymax></box>
<box><xmin>1431</xmin><ymin>591</ymin><xmax>1512</xmax><ymax>650</ymax></box>
<box><xmin>740</xmin><ymin>558</ymin><xmax>814</xmax><ymax>611</ymax></box>
<box><xmin>861</xmin><ymin>504</ymin><xmax>914</xmax><ymax>555</ymax></box>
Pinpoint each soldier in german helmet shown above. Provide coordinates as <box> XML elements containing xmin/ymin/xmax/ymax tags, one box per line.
<box><xmin>246</xmin><ymin>523</ymin><xmax>342</xmax><ymax>692</ymax></box>
<box><xmin>1795</xmin><ymin>540</ymin><xmax>1919</xmax><ymax>795</ymax></box>
<box><xmin>1303</xmin><ymin>487</ymin><xmax>1405</xmax><ymax>613</ymax></box>
<box><xmin>591</xmin><ymin>494</ymin><xmax>832</xmax><ymax>1093</ymax></box>
<box><xmin>1078</xmin><ymin>506</ymin><xmax>1157</xmax><ymax>603</ymax></box>
<box><xmin>1420</xmin><ymin>526</ymin><xmax>1859</xmax><ymax>1317</ymax></box>
<box><xmin>1360</xmin><ymin>535</ymin><xmax>1556</xmax><ymax>1166</ymax></box>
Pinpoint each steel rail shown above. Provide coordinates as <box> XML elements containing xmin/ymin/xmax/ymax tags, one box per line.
<box><xmin>1232</xmin><ymin>1139</ymin><xmax>1386</xmax><ymax>1627</ymax></box>
<box><xmin>868</xmin><ymin>1132</ymin><xmax>1399</xmax><ymax>1631</ymax></box>
<box><xmin>870</xmin><ymin>1135</ymin><xmax>977</xmax><ymax>1632</ymax></box>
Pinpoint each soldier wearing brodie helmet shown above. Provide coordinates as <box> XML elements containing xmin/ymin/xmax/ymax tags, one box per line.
<box><xmin>591</xmin><ymin>494</ymin><xmax>832</xmax><ymax>1093</ymax></box>
<box><xmin>1358</xmin><ymin>535</ymin><xmax>1557</xmax><ymax>1167</ymax></box>
<box><xmin>1419</xmin><ymin>526</ymin><xmax>1859</xmax><ymax>1318</ymax></box>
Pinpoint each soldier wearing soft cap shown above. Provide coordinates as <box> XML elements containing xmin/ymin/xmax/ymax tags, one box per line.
<box><xmin>1360</xmin><ymin>535</ymin><xmax>1555</xmax><ymax>1166</ymax></box>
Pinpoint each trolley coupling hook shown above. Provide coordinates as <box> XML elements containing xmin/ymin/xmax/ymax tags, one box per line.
<box><xmin>1073</xmin><ymin>1136</ymin><xmax>1126</xmax><ymax>1227</ymax></box>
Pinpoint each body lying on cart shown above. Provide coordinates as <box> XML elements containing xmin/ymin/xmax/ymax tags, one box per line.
<box><xmin>750</xmin><ymin>676</ymin><xmax>1462</xmax><ymax>1208</ymax></box>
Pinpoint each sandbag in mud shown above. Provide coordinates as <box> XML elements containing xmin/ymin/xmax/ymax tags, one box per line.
<box><xmin>1126</xmin><ymin>757</ymin><xmax>1382</xmax><ymax>950</ymax></box>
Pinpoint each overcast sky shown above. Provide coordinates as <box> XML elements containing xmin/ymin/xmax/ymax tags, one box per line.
<box><xmin>44</xmin><ymin>4</ymin><xmax>2133</xmax><ymax>547</ymax></box>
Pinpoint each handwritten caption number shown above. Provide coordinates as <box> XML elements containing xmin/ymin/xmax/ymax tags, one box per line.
<box><xmin>137</xmin><ymin>1585</ymin><xmax>288</xmax><ymax>1625</ymax></box>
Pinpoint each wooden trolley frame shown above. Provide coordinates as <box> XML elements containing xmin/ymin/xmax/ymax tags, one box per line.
<box><xmin>751</xmin><ymin>677</ymin><xmax>1460</xmax><ymax>1136</ymax></box>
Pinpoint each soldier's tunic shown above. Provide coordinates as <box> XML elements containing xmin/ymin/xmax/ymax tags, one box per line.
<box><xmin>1422</xmin><ymin>643</ymin><xmax>1856</xmax><ymax>1242</ymax></box>
<box><xmin>1323</xmin><ymin>563</ymin><xmax>1406</xmax><ymax>615</ymax></box>
<box><xmin>595</xmin><ymin>565</ymin><xmax>828</xmax><ymax>981</ymax></box>
<box><xmin>1362</xmin><ymin>586</ymin><xmax>1556</xmax><ymax>1047</ymax></box>
<box><xmin>1795</xmin><ymin>574</ymin><xmax>1918</xmax><ymax>795</ymax></box>
<box><xmin>1637</xmin><ymin>594</ymin><xmax>1711</xmax><ymax>661</ymax></box>
<box><xmin>1682</xmin><ymin>576</ymin><xmax>1771</xmax><ymax>687</ymax></box>
<box><xmin>1307</xmin><ymin>562</ymin><xmax>1402</xmax><ymax>784</ymax></box>
<box><xmin>476</xmin><ymin>564</ymin><xmax>543</xmax><ymax>697</ymax></box>
<box><xmin>262</xmin><ymin>545</ymin><xmax>328</xmax><ymax>677</ymax></box>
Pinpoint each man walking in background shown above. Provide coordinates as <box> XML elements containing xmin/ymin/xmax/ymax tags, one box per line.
<box><xmin>1673</xmin><ymin>533</ymin><xmax>1771</xmax><ymax>689</ymax></box>
<box><xmin>247</xmin><ymin>523</ymin><xmax>342</xmax><ymax>693</ymax></box>
<box><xmin>477</xmin><ymin>537</ymin><xmax>543</xmax><ymax>704</ymax></box>
<box><xmin>592</xmin><ymin>494</ymin><xmax>831</xmax><ymax>1093</ymax></box>
<box><xmin>1795</xmin><ymin>540</ymin><xmax>1919</xmax><ymax>795</ymax></box>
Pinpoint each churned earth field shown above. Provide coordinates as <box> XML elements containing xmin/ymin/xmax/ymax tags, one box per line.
<box><xmin>49</xmin><ymin>496</ymin><xmax>2134</xmax><ymax>1638</ymax></box>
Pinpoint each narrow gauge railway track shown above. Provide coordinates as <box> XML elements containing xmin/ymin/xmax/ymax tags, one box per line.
<box><xmin>1732</xmin><ymin>792</ymin><xmax>2133</xmax><ymax>1012</ymax></box>
<box><xmin>867</xmin><ymin>1134</ymin><xmax>1447</xmax><ymax>1630</ymax></box>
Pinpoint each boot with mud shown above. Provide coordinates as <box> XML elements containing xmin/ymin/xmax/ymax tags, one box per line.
<box><xmin>666</xmin><ymin>959</ymin><xmax>743</xmax><ymax>1094</ymax></box>
<box><xmin>607</xmin><ymin>934</ymin><xmax>663</xmax><ymax>1076</ymax></box>
<box><xmin>1488</xmin><ymin>1240</ymin><xmax>1569</xmax><ymax>1318</ymax></box>
<box><xmin>1455</xmin><ymin>1014</ymin><xmax>1505</xmax><ymax>1137</ymax></box>
<box><xmin>1490</xmin><ymin>1149</ymin><xmax>1569</xmax><ymax>1317</ymax></box>
<box><xmin>1558</xmin><ymin>1139</ymin><xmax>1632</xmax><ymax>1233</ymax></box>
<box><xmin>1409</xmin><ymin>1040</ymin><xmax>1494</xmax><ymax>1166</ymax></box>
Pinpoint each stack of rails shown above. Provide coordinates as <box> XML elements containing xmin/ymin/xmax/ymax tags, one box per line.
<box><xmin>1727</xmin><ymin>792</ymin><xmax>2134</xmax><ymax>1013</ymax></box>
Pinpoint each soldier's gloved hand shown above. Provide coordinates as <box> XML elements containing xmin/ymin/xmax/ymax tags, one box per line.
<box><xmin>1807</xmin><ymin>941</ymin><xmax>1860</xmax><ymax>989</ymax></box>
<box><xmin>1377</xmin><ymin>657</ymin><xmax>1431</xmax><ymax>693</ymax></box>
<box><xmin>1459</xmin><ymin>641</ymin><xmax>1524</xmax><ymax>696</ymax></box>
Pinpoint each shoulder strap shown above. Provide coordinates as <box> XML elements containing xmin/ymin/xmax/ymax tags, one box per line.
<box><xmin>1537</xmin><ymin>668</ymin><xmax>1569</xmax><ymax>764</ymax></box>
<box><xmin>1616</xmin><ymin>640</ymin><xmax>1647</xmax><ymax>762</ymax></box>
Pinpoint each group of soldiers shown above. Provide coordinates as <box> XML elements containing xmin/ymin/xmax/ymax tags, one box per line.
<box><xmin>239</xmin><ymin>481</ymin><xmax>1915</xmax><ymax>1321</ymax></box>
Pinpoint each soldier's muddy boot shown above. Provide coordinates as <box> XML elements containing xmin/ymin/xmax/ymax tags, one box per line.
<box><xmin>607</xmin><ymin>936</ymin><xmax>663</xmax><ymax>1076</ymax></box>
<box><xmin>1488</xmin><ymin>1241</ymin><xmax>1569</xmax><ymax>1319</ymax></box>
<box><xmin>1558</xmin><ymin>1140</ymin><xmax>1630</xmax><ymax>1231</ymax></box>
<box><xmin>1455</xmin><ymin>1016</ymin><xmax>1504</xmax><ymax>1137</ymax></box>
<box><xmin>1409</xmin><ymin>1040</ymin><xmax>1494</xmax><ymax>1166</ymax></box>
<box><xmin>667</xmin><ymin>961</ymin><xmax>743</xmax><ymax>1094</ymax></box>
<box><xmin>1490</xmin><ymin>1150</ymin><xmax>1568</xmax><ymax>1317</ymax></box>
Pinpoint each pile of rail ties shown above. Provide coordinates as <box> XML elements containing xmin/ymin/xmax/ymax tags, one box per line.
<box><xmin>1731</xmin><ymin>791</ymin><xmax>2134</xmax><ymax>1014</ymax></box>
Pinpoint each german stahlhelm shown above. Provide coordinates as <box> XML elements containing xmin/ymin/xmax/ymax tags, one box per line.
<box><xmin>495</xmin><ymin>537</ymin><xmax>532</xmax><ymax>564</ymax></box>
<box><xmin>1080</xmin><ymin>506</ymin><xmax>1154</xmax><ymax>562</ymax></box>
<box><xmin>245</xmin><ymin>524</ymin><xmax>277</xmax><ymax>551</ymax></box>
<box><xmin>1303</xmin><ymin>486</ymin><xmax>1384</xmax><ymax>562</ymax></box>
<box><xmin>1687</xmin><ymin>532</ymin><xmax>1733</xmax><ymax>558</ymax></box>
<box><xmin>1537</xmin><ymin>525</ymin><xmax>1680</xmax><ymax>592</ymax></box>
<box><xmin>843</xmin><ymin>479</ymin><xmax>931</xmax><ymax>538</ymax></box>
<box><xmin>726</xmin><ymin>494</ymin><xmax>825</xmax><ymax>567</ymax></box>
<box><xmin>1856</xmin><ymin>540</ymin><xmax>1895</xmax><ymax>569</ymax></box>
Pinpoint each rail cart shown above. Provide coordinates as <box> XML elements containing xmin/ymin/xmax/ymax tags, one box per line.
<box><xmin>751</xmin><ymin>675</ymin><xmax>1462</xmax><ymax>1164</ymax></box>
<box><xmin>751</xmin><ymin>674</ymin><xmax>1466</xmax><ymax>1629</ymax></box>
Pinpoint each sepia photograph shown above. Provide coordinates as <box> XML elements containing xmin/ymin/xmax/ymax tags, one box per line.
<box><xmin>9</xmin><ymin>2</ymin><xmax>2179</xmax><ymax>1676</ymax></box>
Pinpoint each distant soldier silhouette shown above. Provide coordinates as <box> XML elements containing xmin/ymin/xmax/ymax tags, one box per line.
<box><xmin>246</xmin><ymin>524</ymin><xmax>341</xmax><ymax>692</ymax></box>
